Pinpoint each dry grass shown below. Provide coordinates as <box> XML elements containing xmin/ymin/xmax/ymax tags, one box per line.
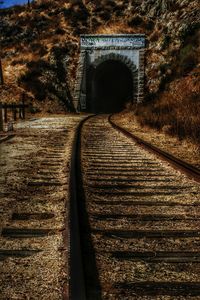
<box><xmin>96</xmin><ymin>22</ymin><xmax>144</xmax><ymax>35</ymax></box>
<box><xmin>135</xmin><ymin>68</ymin><xmax>200</xmax><ymax>145</ymax></box>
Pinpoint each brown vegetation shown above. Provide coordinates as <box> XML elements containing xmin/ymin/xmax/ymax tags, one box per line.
<box><xmin>135</xmin><ymin>68</ymin><xmax>200</xmax><ymax>144</ymax></box>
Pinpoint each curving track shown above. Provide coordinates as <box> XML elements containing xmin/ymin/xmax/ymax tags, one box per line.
<box><xmin>71</xmin><ymin>114</ymin><xmax>200</xmax><ymax>300</ymax></box>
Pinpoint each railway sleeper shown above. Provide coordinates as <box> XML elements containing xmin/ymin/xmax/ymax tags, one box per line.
<box><xmin>0</xmin><ymin>249</ymin><xmax>42</xmax><ymax>261</ymax></box>
<box><xmin>114</xmin><ymin>282</ymin><xmax>200</xmax><ymax>296</ymax></box>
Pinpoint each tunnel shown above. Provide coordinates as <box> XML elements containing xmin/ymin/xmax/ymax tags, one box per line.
<box><xmin>87</xmin><ymin>60</ymin><xmax>133</xmax><ymax>113</ymax></box>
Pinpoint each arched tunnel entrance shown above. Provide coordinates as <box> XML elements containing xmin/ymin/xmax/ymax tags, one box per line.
<box><xmin>87</xmin><ymin>60</ymin><xmax>133</xmax><ymax>113</ymax></box>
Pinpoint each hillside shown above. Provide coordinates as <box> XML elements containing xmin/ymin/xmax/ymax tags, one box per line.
<box><xmin>0</xmin><ymin>0</ymin><xmax>199</xmax><ymax>140</ymax></box>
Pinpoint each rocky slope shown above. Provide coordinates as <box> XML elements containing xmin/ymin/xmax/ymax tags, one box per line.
<box><xmin>0</xmin><ymin>0</ymin><xmax>199</xmax><ymax>116</ymax></box>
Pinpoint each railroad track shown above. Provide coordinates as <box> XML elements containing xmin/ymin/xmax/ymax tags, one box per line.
<box><xmin>70</xmin><ymin>114</ymin><xmax>200</xmax><ymax>300</ymax></box>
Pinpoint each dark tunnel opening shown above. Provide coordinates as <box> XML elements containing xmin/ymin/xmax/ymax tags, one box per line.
<box><xmin>88</xmin><ymin>60</ymin><xmax>133</xmax><ymax>113</ymax></box>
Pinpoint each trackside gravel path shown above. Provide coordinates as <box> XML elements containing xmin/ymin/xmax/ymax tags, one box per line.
<box><xmin>0</xmin><ymin>115</ymin><xmax>85</xmax><ymax>300</ymax></box>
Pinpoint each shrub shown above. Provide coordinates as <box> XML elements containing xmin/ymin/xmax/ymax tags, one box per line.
<box><xmin>161</xmin><ymin>34</ymin><xmax>171</xmax><ymax>49</ymax></box>
<box><xmin>99</xmin><ymin>11</ymin><xmax>111</xmax><ymax>21</ymax></box>
<box><xmin>55</xmin><ymin>27</ymin><xmax>65</xmax><ymax>35</ymax></box>
<box><xmin>149</xmin><ymin>29</ymin><xmax>160</xmax><ymax>42</ymax></box>
<box><xmin>104</xmin><ymin>0</ymin><xmax>116</xmax><ymax>7</ymax></box>
<box><xmin>134</xmin><ymin>73</ymin><xmax>200</xmax><ymax>144</ymax></box>
<box><xmin>179</xmin><ymin>45</ymin><xmax>197</xmax><ymax>74</ymax></box>
<box><xmin>128</xmin><ymin>15</ymin><xmax>143</xmax><ymax>27</ymax></box>
<box><xmin>179</xmin><ymin>23</ymin><xmax>200</xmax><ymax>42</ymax></box>
<box><xmin>145</xmin><ymin>19</ymin><xmax>155</xmax><ymax>31</ymax></box>
<box><xmin>159</xmin><ymin>63</ymin><xmax>170</xmax><ymax>75</ymax></box>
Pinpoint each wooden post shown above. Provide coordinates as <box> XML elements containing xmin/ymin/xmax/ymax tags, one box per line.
<box><xmin>22</xmin><ymin>93</ymin><xmax>25</xmax><ymax>119</ymax></box>
<box><xmin>0</xmin><ymin>103</ymin><xmax>3</xmax><ymax>131</ymax></box>
<box><xmin>4</xmin><ymin>104</ymin><xmax>7</xmax><ymax>123</ymax></box>
<box><xmin>19</xmin><ymin>104</ymin><xmax>22</xmax><ymax>119</ymax></box>
<box><xmin>0</xmin><ymin>58</ymin><xmax>4</xmax><ymax>86</ymax></box>
<box><xmin>12</xmin><ymin>105</ymin><xmax>17</xmax><ymax>121</ymax></box>
<box><xmin>14</xmin><ymin>108</ymin><xmax>17</xmax><ymax>121</ymax></box>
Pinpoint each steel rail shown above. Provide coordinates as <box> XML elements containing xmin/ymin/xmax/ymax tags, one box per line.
<box><xmin>109</xmin><ymin>115</ymin><xmax>200</xmax><ymax>183</ymax></box>
<box><xmin>68</xmin><ymin>115</ymin><xmax>94</xmax><ymax>300</ymax></box>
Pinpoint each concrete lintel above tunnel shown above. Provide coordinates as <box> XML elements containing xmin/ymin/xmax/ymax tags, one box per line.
<box><xmin>74</xmin><ymin>34</ymin><xmax>146</xmax><ymax>113</ymax></box>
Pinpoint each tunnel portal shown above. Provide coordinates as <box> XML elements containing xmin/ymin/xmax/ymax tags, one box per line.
<box><xmin>74</xmin><ymin>34</ymin><xmax>145</xmax><ymax>113</ymax></box>
<box><xmin>89</xmin><ymin>60</ymin><xmax>133</xmax><ymax>113</ymax></box>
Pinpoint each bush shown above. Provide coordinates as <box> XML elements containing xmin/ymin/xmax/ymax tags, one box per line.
<box><xmin>179</xmin><ymin>23</ymin><xmax>200</xmax><ymax>42</ymax></box>
<box><xmin>99</xmin><ymin>11</ymin><xmax>111</xmax><ymax>21</ymax></box>
<box><xmin>179</xmin><ymin>45</ymin><xmax>197</xmax><ymax>74</ymax></box>
<box><xmin>159</xmin><ymin>63</ymin><xmax>170</xmax><ymax>74</ymax></box>
<box><xmin>55</xmin><ymin>27</ymin><xmax>65</xmax><ymax>35</ymax></box>
<box><xmin>128</xmin><ymin>15</ymin><xmax>143</xmax><ymax>27</ymax></box>
<box><xmin>145</xmin><ymin>19</ymin><xmax>155</xmax><ymax>31</ymax></box>
<box><xmin>161</xmin><ymin>34</ymin><xmax>171</xmax><ymax>49</ymax></box>
<box><xmin>149</xmin><ymin>29</ymin><xmax>160</xmax><ymax>42</ymax></box>
<box><xmin>134</xmin><ymin>74</ymin><xmax>200</xmax><ymax>144</ymax></box>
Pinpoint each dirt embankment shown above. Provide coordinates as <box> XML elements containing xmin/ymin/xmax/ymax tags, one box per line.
<box><xmin>0</xmin><ymin>1</ymin><xmax>199</xmax><ymax>104</ymax></box>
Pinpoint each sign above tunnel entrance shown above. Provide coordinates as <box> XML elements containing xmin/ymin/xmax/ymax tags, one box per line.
<box><xmin>80</xmin><ymin>34</ymin><xmax>145</xmax><ymax>49</ymax></box>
